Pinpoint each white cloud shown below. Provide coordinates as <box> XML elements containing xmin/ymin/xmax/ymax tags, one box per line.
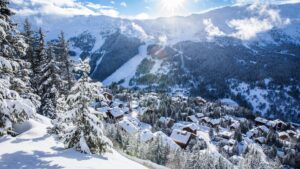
<box><xmin>133</xmin><ymin>13</ymin><xmax>150</xmax><ymax>20</ymax></box>
<box><xmin>203</xmin><ymin>19</ymin><xmax>225</xmax><ymax>37</ymax></box>
<box><xmin>227</xmin><ymin>2</ymin><xmax>290</xmax><ymax>40</ymax></box>
<box><xmin>11</xmin><ymin>0</ymin><xmax>119</xmax><ymax>17</ymax></box>
<box><xmin>120</xmin><ymin>2</ymin><xmax>127</xmax><ymax>7</ymax></box>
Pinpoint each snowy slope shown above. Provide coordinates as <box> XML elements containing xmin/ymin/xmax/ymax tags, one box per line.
<box><xmin>0</xmin><ymin>115</ymin><xmax>148</xmax><ymax>169</ymax></box>
<box><xmin>103</xmin><ymin>43</ymin><xmax>150</xmax><ymax>87</ymax></box>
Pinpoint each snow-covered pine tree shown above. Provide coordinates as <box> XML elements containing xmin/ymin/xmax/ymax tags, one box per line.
<box><xmin>56</xmin><ymin>32</ymin><xmax>74</xmax><ymax>94</ymax></box>
<box><xmin>49</xmin><ymin>95</ymin><xmax>68</xmax><ymax>135</ymax></box>
<box><xmin>33</xmin><ymin>28</ymin><xmax>47</xmax><ymax>94</ymax></box>
<box><xmin>0</xmin><ymin>0</ymin><xmax>36</xmax><ymax>136</ymax></box>
<box><xmin>21</xmin><ymin>18</ymin><xmax>35</xmax><ymax>63</ymax></box>
<box><xmin>54</xmin><ymin>60</ymin><xmax>112</xmax><ymax>154</ymax></box>
<box><xmin>38</xmin><ymin>42</ymin><xmax>61</xmax><ymax>118</ymax></box>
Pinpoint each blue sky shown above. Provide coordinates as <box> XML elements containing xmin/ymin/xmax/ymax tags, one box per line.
<box><xmin>11</xmin><ymin>0</ymin><xmax>300</xmax><ymax>19</ymax></box>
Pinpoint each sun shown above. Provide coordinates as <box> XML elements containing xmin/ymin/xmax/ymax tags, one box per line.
<box><xmin>161</xmin><ymin>0</ymin><xmax>185</xmax><ymax>15</ymax></box>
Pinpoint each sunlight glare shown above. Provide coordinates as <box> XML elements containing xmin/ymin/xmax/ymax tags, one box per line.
<box><xmin>161</xmin><ymin>0</ymin><xmax>185</xmax><ymax>15</ymax></box>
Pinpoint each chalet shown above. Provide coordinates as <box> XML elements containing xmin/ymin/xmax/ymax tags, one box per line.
<box><xmin>287</xmin><ymin>130</ymin><xmax>297</xmax><ymax>138</ymax></box>
<box><xmin>267</xmin><ymin>120</ymin><xmax>287</xmax><ymax>130</ymax></box>
<box><xmin>103</xmin><ymin>92</ymin><xmax>113</xmax><ymax>102</ymax></box>
<box><xmin>96</xmin><ymin>107</ymin><xmax>110</xmax><ymax>118</ymax></box>
<box><xmin>196</xmin><ymin>113</ymin><xmax>205</xmax><ymax>118</ymax></box>
<box><xmin>170</xmin><ymin>129</ymin><xmax>193</xmax><ymax>149</ymax></box>
<box><xmin>159</xmin><ymin>117</ymin><xmax>175</xmax><ymax>128</ymax></box>
<box><xmin>230</xmin><ymin>122</ymin><xmax>240</xmax><ymax>131</ymax></box>
<box><xmin>257</xmin><ymin>125</ymin><xmax>269</xmax><ymax>134</ymax></box>
<box><xmin>130</xmin><ymin>100</ymin><xmax>139</xmax><ymax>109</ymax></box>
<box><xmin>187</xmin><ymin>115</ymin><xmax>198</xmax><ymax>123</ymax></box>
<box><xmin>139</xmin><ymin>129</ymin><xmax>154</xmax><ymax>143</ymax></box>
<box><xmin>107</xmin><ymin>107</ymin><xmax>125</xmax><ymax>120</ymax></box>
<box><xmin>228</xmin><ymin>139</ymin><xmax>237</xmax><ymax>146</ymax></box>
<box><xmin>255</xmin><ymin>137</ymin><xmax>266</xmax><ymax>144</ymax></box>
<box><xmin>278</xmin><ymin>132</ymin><xmax>289</xmax><ymax>141</ymax></box>
<box><xmin>182</xmin><ymin>123</ymin><xmax>198</xmax><ymax>135</ymax></box>
<box><xmin>118</xmin><ymin>119</ymin><xmax>139</xmax><ymax>135</ymax></box>
<box><xmin>255</xmin><ymin>117</ymin><xmax>268</xmax><ymax>126</ymax></box>
<box><xmin>195</xmin><ymin>97</ymin><xmax>207</xmax><ymax>105</ymax></box>
<box><xmin>209</xmin><ymin>119</ymin><xmax>221</xmax><ymax>128</ymax></box>
<box><xmin>200</xmin><ymin>117</ymin><xmax>210</xmax><ymax>123</ymax></box>
<box><xmin>218</xmin><ymin>131</ymin><xmax>234</xmax><ymax>140</ymax></box>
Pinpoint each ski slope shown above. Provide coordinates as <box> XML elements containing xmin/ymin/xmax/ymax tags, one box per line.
<box><xmin>103</xmin><ymin>44</ymin><xmax>150</xmax><ymax>87</ymax></box>
<box><xmin>0</xmin><ymin>115</ymin><xmax>148</xmax><ymax>169</ymax></box>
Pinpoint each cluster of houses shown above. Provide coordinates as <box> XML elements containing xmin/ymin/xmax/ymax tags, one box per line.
<box><xmin>248</xmin><ymin>117</ymin><xmax>299</xmax><ymax>145</ymax></box>
<box><xmin>98</xmin><ymin>91</ymin><xmax>300</xmax><ymax>154</ymax></box>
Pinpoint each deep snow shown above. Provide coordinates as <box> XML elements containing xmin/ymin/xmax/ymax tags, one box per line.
<box><xmin>0</xmin><ymin>115</ymin><xmax>148</xmax><ymax>169</ymax></box>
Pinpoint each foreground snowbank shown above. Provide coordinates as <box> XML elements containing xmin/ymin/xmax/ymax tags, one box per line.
<box><xmin>0</xmin><ymin>115</ymin><xmax>148</xmax><ymax>169</ymax></box>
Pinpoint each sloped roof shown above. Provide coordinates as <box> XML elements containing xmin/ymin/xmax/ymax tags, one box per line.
<box><xmin>170</xmin><ymin>129</ymin><xmax>192</xmax><ymax>144</ymax></box>
<box><xmin>187</xmin><ymin>115</ymin><xmax>198</xmax><ymax>123</ymax></box>
<box><xmin>139</xmin><ymin>129</ymin><xmax>154</xmax><ymax>142</ymax></box>
<box><xmin>255</xmin><ymin>117</ymin><xmax>268</xmax><ymax>124</ymax></box>
<box><xmin>110</xmin><ymin>107</ymin><xmax>125</xmax><ymax>118</ymax></box>
<box><xmin>182</xmin><ymin>123</ymin><xmax>198</xmax><ymax>131</ymax></box>
<box><xmin>118</xmin><ymin>119</ymin><xmax>139</xmax><ymax>134</ymax></box>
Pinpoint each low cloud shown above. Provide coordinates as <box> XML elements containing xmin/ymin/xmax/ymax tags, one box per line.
<box><xmin>10</xmin><ymin>0</ymin><xmax>119</xmax><ymax>17</ymax></box>
<box><xmin>227</xmin><ymin>2</ymin><xmax>290</xmax><ymax>40</ymax></box>
<box><xmin>203</xmin><ymin>19</ymin><xmax>225</xmax><ymax>37</ymax></box>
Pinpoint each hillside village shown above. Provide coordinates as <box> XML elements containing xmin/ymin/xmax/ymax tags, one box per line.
<box><xmin>95</xmin><ymin>86</ymin><xmax>300</xmax><ymax>168</ymax></box>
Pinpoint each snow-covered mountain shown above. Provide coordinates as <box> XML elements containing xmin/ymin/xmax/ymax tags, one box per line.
<box><xmin>11</xmin><ymin>2</ymin><xmax>300</xmax><ymax>123</ymax></box>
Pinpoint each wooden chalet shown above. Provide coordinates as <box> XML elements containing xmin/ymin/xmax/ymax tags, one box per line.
<box><xmin>278</xmin><ymin>132</ymin><xmax>289</xmax><ymax>141</ymax></box>
<box><xmin>103</xmin><ymin>92</ymin><xmax>113</xmax><ymax>102</ymax></box>
<box><xmin>118</xmin><ymin>119</ymin><xmax>139</xmax><ymax>135</ymax></box>
<box><xmin>182</xmin><ymin>123</ymin><xmax>198</xmax><ymax>135</ymax></box>
<box><xmin>107</xmin><ymin>107</ymin><xmax>125</xmax><ymax>120</ymax></box>
<box><xmin>170</xmin><ymin>129</ymin><xmax>193</xmax><ymax>149</ymax></box>
<box><xmin>255</xmin><ymin>117</ymin><xmax>268</xmax><ymax>126</ymax></box>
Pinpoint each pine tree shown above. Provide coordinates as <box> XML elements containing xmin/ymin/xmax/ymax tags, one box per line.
<box><xmin>21</xmin><ymin>18</ymin><xmax>35</xmax><ymax>63</ymax></box>
<box><xmin>53</xmin><ymin>60</ymin><xmax>112</xmax><ymax>154</ymax></box>
<box><xmin>56</xmin><ymin>32</ymin><xmax>73</xmax><ymax>94</ymax></box>
<box><xmin>33</xmin><ymin>28</ymin><xmax>47</xmax><ymax>93</ymax></box>
<box><xmin>38</xmin><ymin>43</ymin><xmax>61</xmax><ymax>118</ymax></box>
<box><xmin>0</xmin><ymin>0</ymin><xmax>36</xmax><ymax>136</ymax></box>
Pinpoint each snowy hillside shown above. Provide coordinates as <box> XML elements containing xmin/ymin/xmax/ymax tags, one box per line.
<box><xmin>0</xmin><ymin>115</ymin><xmax>148</xmax><ymax>169</ymax></box>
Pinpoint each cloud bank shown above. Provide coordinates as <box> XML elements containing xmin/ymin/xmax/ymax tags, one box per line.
<box><xmin>10</xmin><ymin>0</ymin><xmax>119</xmax><ymax>17</ymax></box>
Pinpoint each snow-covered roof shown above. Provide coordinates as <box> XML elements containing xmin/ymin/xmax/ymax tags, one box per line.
<box><xmin>139</xmin><ymin>129</ymin><xmax>154</xmax><ymax>143</ymax></box>
<box><xmin>267</xmin><ymin>119</ymin><xmax>286</xmax><ymax>128</ymax></box>
<box><xmin>170</xmin><ymin>129</ymin><xmax>192</xmax><ymax>145</ymax></box>
<box><xmin>182</xmin><ymin>123</ymin><xmax>198</xmax><ymax>131</ymax></box>
<box><xmin>210</xmin><ymin>118</ymin><xmax>221</xmax><ymax>126</ymax></box>
<box><xmin>187</xmin><ymin>115</ymin><xmax>198</xmax><ymax>123</ymax></box>
<box><xmin>118</xmin><ymin>119</ymin><xmax>139</xmax><ymax>134</ymax></box>
<box><xmin>153</xmin><ymin>131</ymin><xmax>180</xmax><ymax>150</ymax></box>
<box><xmin>130</xmin><ymin>101</ymin><xmax>139</xmax><ymax>109</ymax></box>
<box><xmin>200</xmin><ymin>117</ymin><xmax>210</xmax><ymax>123</ymax></box>
<box><xmin>230</xmin><ymin>122</ymin><xmax>240</xmax><ymax>129</ymax></box>
<box><xmin>220</xmin><ymin>98</ymin><xmax>239</xmax><ymax>107</ymax></box>
<box><xmin>278</xmin><ymin>132</ymin><xmax>289</xmax><ymax>138</ymax></box>
<box><xmin>96</xmin><ymin>107</ymin><xmax>110</xmax><ymax>113</ymax></box>
<box><xmin>159</xmin><ymin>117</ymin><xmax>173</xmax><ymax>124</ymax></box>
<box><xmin>258</xmin><ymin>125</ymin><xmax>269</xmax><ymax>133</ymax></box>
<box><xmin>255</xmin><ymin>137</ymin><xmax>266</xmax><ymax>144</ymax></box>
<box><xmin>218</xmin><ymin>131</ymin><xmax>234</xmax><ymax>139</ymax></box>
<box><xmin>111</xmin><ymin>99</ymin><xmax>125</xmax><ymax>107</ymax></box>
<box><xmin>110</xmin><ymin>107</ymin><xmax>125</xmax><ymax>118</ymax></box>
<box><xmin>255</xmin><ymin>117</ymin><xmax>268</xmax><ymax>124</ymax></box>
<box><xmin>196</xmin><ymin>113</ymin><xmax>204</xmax><ymax>118</ymax></box>
<box><xmin>228</xmin><ymin>139</ymin><xmax>236</xmax><ymax>145</ymax></box>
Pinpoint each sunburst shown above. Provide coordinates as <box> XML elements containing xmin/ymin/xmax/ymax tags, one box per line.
<box><xmin>161</xmin><ymin>0</ymin><xmax>185</xmax><ymax>15</ymax></box>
